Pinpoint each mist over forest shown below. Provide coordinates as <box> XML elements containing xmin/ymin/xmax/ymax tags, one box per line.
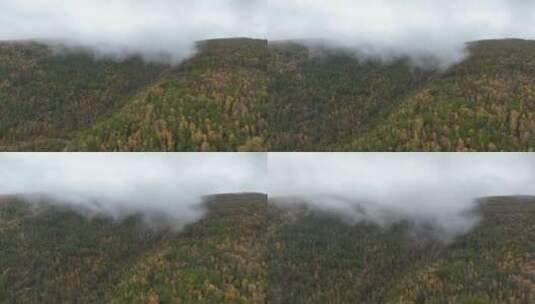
<box><xmin>2</xmin><ymin>154</ymin><xmax>535</xmax><ymax>303</ymax></box>
<box><xmin>2</xmin><ymin>0</ymin><xmax>535</xmax><ymax>65</ymax></box>
<box><xmin>2</xmin><ymin>153</ymin><xmax>535</xmax><ymax>237</ymax></box>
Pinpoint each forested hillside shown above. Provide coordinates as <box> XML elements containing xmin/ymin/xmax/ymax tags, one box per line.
<box><xmin>267</xmin><ymin>42</ymin><xmax>432</xmax><ymax>150</ymax></box>
<box><xmin>1</xmin><ymin>194</ymin><xmax>534</xmax><ymax>303</ymax></box>
<box><xmin>346</xmin><ymin>39</ymin><xmax>535</xmax><ymax>151</ymax></box>
<box><xmin>0</xmin><ymin>41</ymin><xmax>165</xmax><ymax>151</ymax></box>
<box><xmin>69</xmin><ymin>39</ymin><xmax>270</xmax><ymax>152</ymax></box>
<box><xmin>0</xmin><ymin>193</ymin><xmax>269</xmax><ymax>303</ymax></box>
<box><xmin>1</xmin><ymin>38</ymin><xmax>535</xmax><ymax>151</ymax></box>
<box><xmin>267</xmin><ymin>196</ymin><xmax>535</xmax><ymax>303</ymax></box>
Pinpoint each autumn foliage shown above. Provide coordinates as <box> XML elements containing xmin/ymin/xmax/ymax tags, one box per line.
<box><xmin>1</xmin><ymin>38</ymin><xmax>535</xmax><ymax>151</ymax></box>
<box><xmin>1</xmin><ymin>194</ymin><xmax>534</xmax><ymax>303</ymax></box>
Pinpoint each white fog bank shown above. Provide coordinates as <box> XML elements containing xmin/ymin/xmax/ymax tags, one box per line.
<box><xmin>2</xmin><ymin>1</ymin><xmax>535</xmax><ymax>65</ymax></box>
<box><xmin>268</xmin><ymin>153</ymin><xmax>535</xmax><ymax>238</ymax></box>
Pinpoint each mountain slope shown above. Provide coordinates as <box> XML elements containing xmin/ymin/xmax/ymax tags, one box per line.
<box><xmin>0</xmin><ymin>41</ymin><xmax>165</xmax><ymax>151</ymax></box>
<box><xmin>267</xmin><ymin>197</ymin><xmax>535</xmax><ymax>303</ymax></box>
<box><xmin>106</xmin><ymin>193</ymin><xmax>268</xmax><ymax>303</ymax></box>
<box><xmin>0</xmin><ymin>193</ymin><xmax>268</xmax><ymax>304</ymax></box>
<box><xmin>1</xmin><ymin>38</ymin><xmax>535</xmax><ymax>151</ymax></box>
<box><xmin>68</xmin><ymin>39</ymin><xmax>270</xmax><ymax>152</ymax></box>
<box><xmin>267</xmin><ymin>41</ymin><xmax>431</xmax><ymax>150</ymax></box>
<box><xmin>1</xmin><ymin>194</ymin><xmax>534</xmax><ymax>303</ymax></box>
<box><xmin>345</xmin><ymin>39</ymin><xmax>535</xmax><ymax>151</ymax></box>
<box><xmin>0</xmin><ymin>195</ymin><xmax>163</xmax><ymax>303</ymax></box>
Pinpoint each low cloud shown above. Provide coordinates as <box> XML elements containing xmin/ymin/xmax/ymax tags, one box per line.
<box><xmin>268</xmin><ymin>153</ymin><xmax>535</xmax><ymax>239</ymax></box>
<box><xmin>0</xmin><ymin>153</ymin><xmax>266</xmax><ymax>229</ymax></box>
<box><xmin>0</xmin><ymin>0</ymin><xmax>267</xmax><ymax>63</ymax></box>
<box><xmin>1</xmin><ymin>153</ymin><xmax>534</xmax><ymax>238</ymax></box>
<box><xmin>1</xmin><ymin>1</ymin><xmax>535</xmax><ymax>65</ymax></box>
<box><xmin>268</xmin><ymin>0</ymin><xmax>535</xmax><ymax>67</ymax></box>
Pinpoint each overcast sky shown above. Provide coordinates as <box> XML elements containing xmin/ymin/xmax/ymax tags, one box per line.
<box><xmin>1</xmin><ymin>152</ymin><xmax>534</xmax><ymax>237</ymax></box>
<box><xmin>269</xmin><ymin>153</ymin><xmax>535</xmax><ymax>200</ymax></box>
<box><xmin>0</xmin><ymin>0</ymin><xmax>267</xmax><ymax>62</ymax></box>
<box><xmin>0</xmin><ymin>153</ymin><xmax>266</xmax><ymax>227</ymax></box>
<box><xmin>1</xmin><ymin>0</ymin><xmax>534</xmax><ymax>64</ymax></box>
<box><xmin>269</xmin><ymin>153</ymin><xmax>535</xmax><ymax>237</ymax></box>
<box><xmin>1</xmin><ymin>153</ymin><xmax>535</xmax><ymax>232</ymax></box>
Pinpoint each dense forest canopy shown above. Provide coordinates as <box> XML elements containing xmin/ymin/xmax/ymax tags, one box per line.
<box><xmin>1</xmin><ymin>38</ymin><xmax>535</xmax><ymax>151</ymax></box>
<box><xmin>0</xmin><ymin>194</ymin><xmax>534</xmax><ymax>303</ymax></box>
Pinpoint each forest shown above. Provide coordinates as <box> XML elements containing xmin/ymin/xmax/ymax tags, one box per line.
<box><xmin>1</xmin><ymin>38</ymin><xmax>535</xmax><ymax>151</ymax></box>
<box><xmin>1</xmin><ymin>194</ymin><xmax>534</xmax><ymax>303</ymax></box>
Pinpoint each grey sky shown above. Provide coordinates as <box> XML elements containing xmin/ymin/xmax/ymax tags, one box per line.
<box><xmin>1</xmin><ymin>153</ymin><xmax>534</xmax><ymax>235</ymax></box>
<box><xmin>1</xmin><ymin>1</ymin><xmax>534</xmax><ymax>64</ymax></box>
<box><xmin>0</xmin><ymin>153</ymin><xmax>267</xmax><ymax>227</ymax></box>
<box><xmin>268</xmin><ymin>153</ymin><xmax>535</xmax><ymax>237</ymax></box>
<box><xmin>0</xmin><ymin>0</ymin><xmax>267</xmax><ymax>62</ymax></box>
<box><xmin>269</xmin><ymin>153</ymin><xmax>535</xmax><ymax>200</ymax></box>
